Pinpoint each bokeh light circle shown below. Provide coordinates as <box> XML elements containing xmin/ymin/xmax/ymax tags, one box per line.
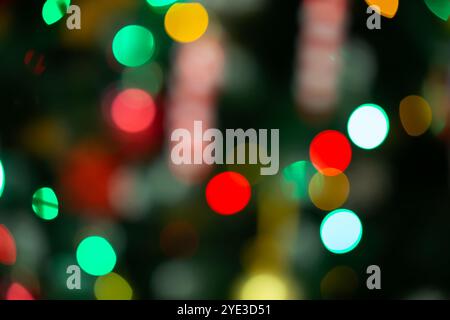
<box><xmin>112</xmin><ymin>25</ymin><xmax>155</xmax><ymax>67</ymax></box>
<box><xmin>42</xmin><ymin>0</ymin><xmax>70</xmax><ymax>25</ymax></box>
<box><xmin>164</xmin><ymin>3</ymin><xmax>209</xmax><ymax>43</ymax></box>
<box><xmin>347</xmin><ymin>104</ymin><xmax>389</xmax><ymax>150</ymax></box>
<box><xmin>32</xmin><ymin>187</ymin><xmax>59</xmax><ymax>220</ymax></box>
<box><xmin>320</xmin><ymin>209</ymin><xmax>363</xmax><ymax>254</ymax></box>
<box><xmin>399</xmin><ymin>95</ymin><xmax>432</xmax><ymax>136</ymax></box>
<box><xmin>76</xmin><ymin>236</ymin><xmax>117</xmax><ymax>276</ymax></box>
<box><xmin>309</xmin><ymin>130</ymin><xmax>352</xmax><ymax>176</ymax></box>
<box><xmin>238</xmin><ymin>273</ymin><xmax>289</xmax><ymax>300</ymax></box>
<box><xmin>147</xmin><ymin>0</ymin><xmax>178</xmax><ymax>8</ymax></box>
<box><xmin>0</xmin><ymin>224</ymin><xmax>16</xmax><ymax>265</ymax></box>
<box><xmin>309</xmin><ymin>172</ymin><xmax>350</xmax><ymax>211</ymax></box>
<box><xmin>6</xmin><ymin>283</ymin><xmax>34</xmax><ymax>300</ymax></box>
<box><xmin>282</xmin><ymin>160</ymin><xmax>316</xmax><ymax>200</ymax></box>
<box><xmin>94</xmin><ymin>272</ymin><xmax>133</xmax><ymax>300</ymax></box>
<box><xmin>111</xmin><ymin>88</ymin><xmax>156</xmax><ymax>133</ymax></box>
<box><xmin>206</xmin><ymin>171</ymin><xmax>251</xmax><ymax>215</ymax></box>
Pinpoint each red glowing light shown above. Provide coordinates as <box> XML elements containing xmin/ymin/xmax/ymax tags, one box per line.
<box><xmin>206</xmin><ymin>172</ymin><xmax>251</xmax><ymax>215</ymax></box>
<box><xmin>111</xmin><ymin>89</ymin><xmax>156</xmax><ymax>133</ymax></box>
<box><xmin>309</xmin><ymin>130</ymin><xmax>352</xmax><ymax>176</ymax></box>
<box><xmin>59</xmin><ymin>143</ymin><xmax>118</xmax><ymax>217</ymax></box>
<box><xmin>0</xmin><ymin>224</ymin><xmax>16</xmax><ymax>266</ymax></box>
<box><xmin>6</xmin><ymin>283</ymin><xmax>34</xmax><ymax>300</ymax></box>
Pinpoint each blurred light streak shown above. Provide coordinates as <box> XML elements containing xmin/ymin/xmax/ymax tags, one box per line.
<box><xmin>239</xmin><ymin>177</ymin><xmax>301</xmax><ymax>299</ymax></box>
<box><xmin>339</xmin><ymin>39</ymin><xmax>377</xmax><ymax>107</ymax></box>
<box><xmin>258</xmin><ymin>177</ymin><xmax>299</xmax><ymax>239</ymax></box>
<box><xmin>295</xmin><ymin>0</ymin><xmax>348</xmax><ymax>117</ymax></box>
<box><xmin>222</xmin><ymin>44</ymin><xmax>261</xmax><ymax>105</ymax></box>
<box><xmin>167</xmin><ymin>33</ymin><xmax>225</xmax><ymax>184</ymax></box>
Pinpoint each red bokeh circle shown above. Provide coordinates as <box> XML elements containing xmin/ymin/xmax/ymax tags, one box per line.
<box><xmin>0</xmin><ymin>224</ymin><xmax>16</xmax><ymax>266</ymax></box>
<box><xmin>111</xmin><ymin>88</ymin><xmax>156</xmax><ymax>133</ymax></box>
<box><xmin>309</xmin><ymin>130</ymin><xmax>352</xmax><ymax>176</ymax></box>
<box><xmin>206</xmin><ymin>172</ymin><xmax>251</xmax><ymax>215</ymax></box>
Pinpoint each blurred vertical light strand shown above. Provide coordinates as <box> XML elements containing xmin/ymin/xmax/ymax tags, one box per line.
<box><xmin>166</xmin><ymin>29</ymin><xmax>226</xmax><ymax>184</ymax></box>
<box><xmin>295</xmin><ymin>0</ymin><xmax>348</xmax><ymax>118</ymax></box>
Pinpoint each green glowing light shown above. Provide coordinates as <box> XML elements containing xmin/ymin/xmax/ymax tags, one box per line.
<box><xmin>147</xmin><ymin>0</ymin><xmax>178</xmax><ymax>7</ymax></box>
<box><xmin>112</xmin><ymin>25</ymin><xmax>156</xmax><ymax>68</ymax></box>
<box><xmin>0</xmin><ymin>160</ymin><xmax>4</xmax><ymax>198</ymax></box>
<box><xmin>76</xmin><ymin>236</ymin><xmax>117</xmax><ymax>276</ymax></box>
<box><xmin>282</xmin><ymin>160</ymin><xmax>316</xmax><ymax>200</ymax></box>
<box><xmin>320</xmin><ymin>209</ymin><xmax>363</xmax><ymax>254</ymax></box>
<box><xmin>42</xmin><ymin>0</ymin><xmax>70</xmax><ymax>25</ymax></box>
<box><xmin>347</xmin><ymin>103</ymin><xmax>389</xmax><ymax>150</ymax></box>
<box><xmin>424</xmin><ymin>0</ymin><xmax>450</xmax><ymax>21</ymax></box>
<box><xmin>32</xmin><ymin>187</ymin><xmax>59</xmax><ymax>220</ymax></box>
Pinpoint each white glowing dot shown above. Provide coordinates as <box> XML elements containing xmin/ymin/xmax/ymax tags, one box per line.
<box><xmin>347</xmin><ymin>104</ymin><xmax>389</xmax><ymax>150</ymax></box>
<box><xmin>320</xmin><ymin>209</ymin><xmax>363</xmax><ymax>254</ymax></box>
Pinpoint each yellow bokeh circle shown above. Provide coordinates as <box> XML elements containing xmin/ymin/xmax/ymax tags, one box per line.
<box><xmin>164</xmin><ymin>3</ymin><xmax>209</xmax><ymax>43</ymax></box>
<box><xmin>308</xmin><ymin>172</ymin><xmax>350</xmax><ymax>211</ymax></box>
<box><xmin>399</xmin><ymin>95</ymin><xmax>433</xmax><ymax>137</ymax></box>
<box><xmin>94</xmin><ymin>272</ymin><xmax>133</xmax><ymax>300</ymax></box>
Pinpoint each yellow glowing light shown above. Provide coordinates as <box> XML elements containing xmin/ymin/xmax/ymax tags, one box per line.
<box><xmin>239</xmin><ymin>273</ymin><xmax>289</xmax><ymax>300</ymax></box>
<box><xmin>309</xmin><ymin>172</ymin><xmax>349</xmax><ymax>211</ymax></box>
<box><xmin>399</xmin><ymin>95</ymin><xmax>433</xmax><ymax>137</ymax></box>
<box><xmin>164</xmin><ymin>3</ymin><xmax>209</xmax><ymax>43</ymax></box>
<box><xmin>94</xmin><ymin>272</ymin><xmax>133</xmax><ymax>300</ymax></box>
